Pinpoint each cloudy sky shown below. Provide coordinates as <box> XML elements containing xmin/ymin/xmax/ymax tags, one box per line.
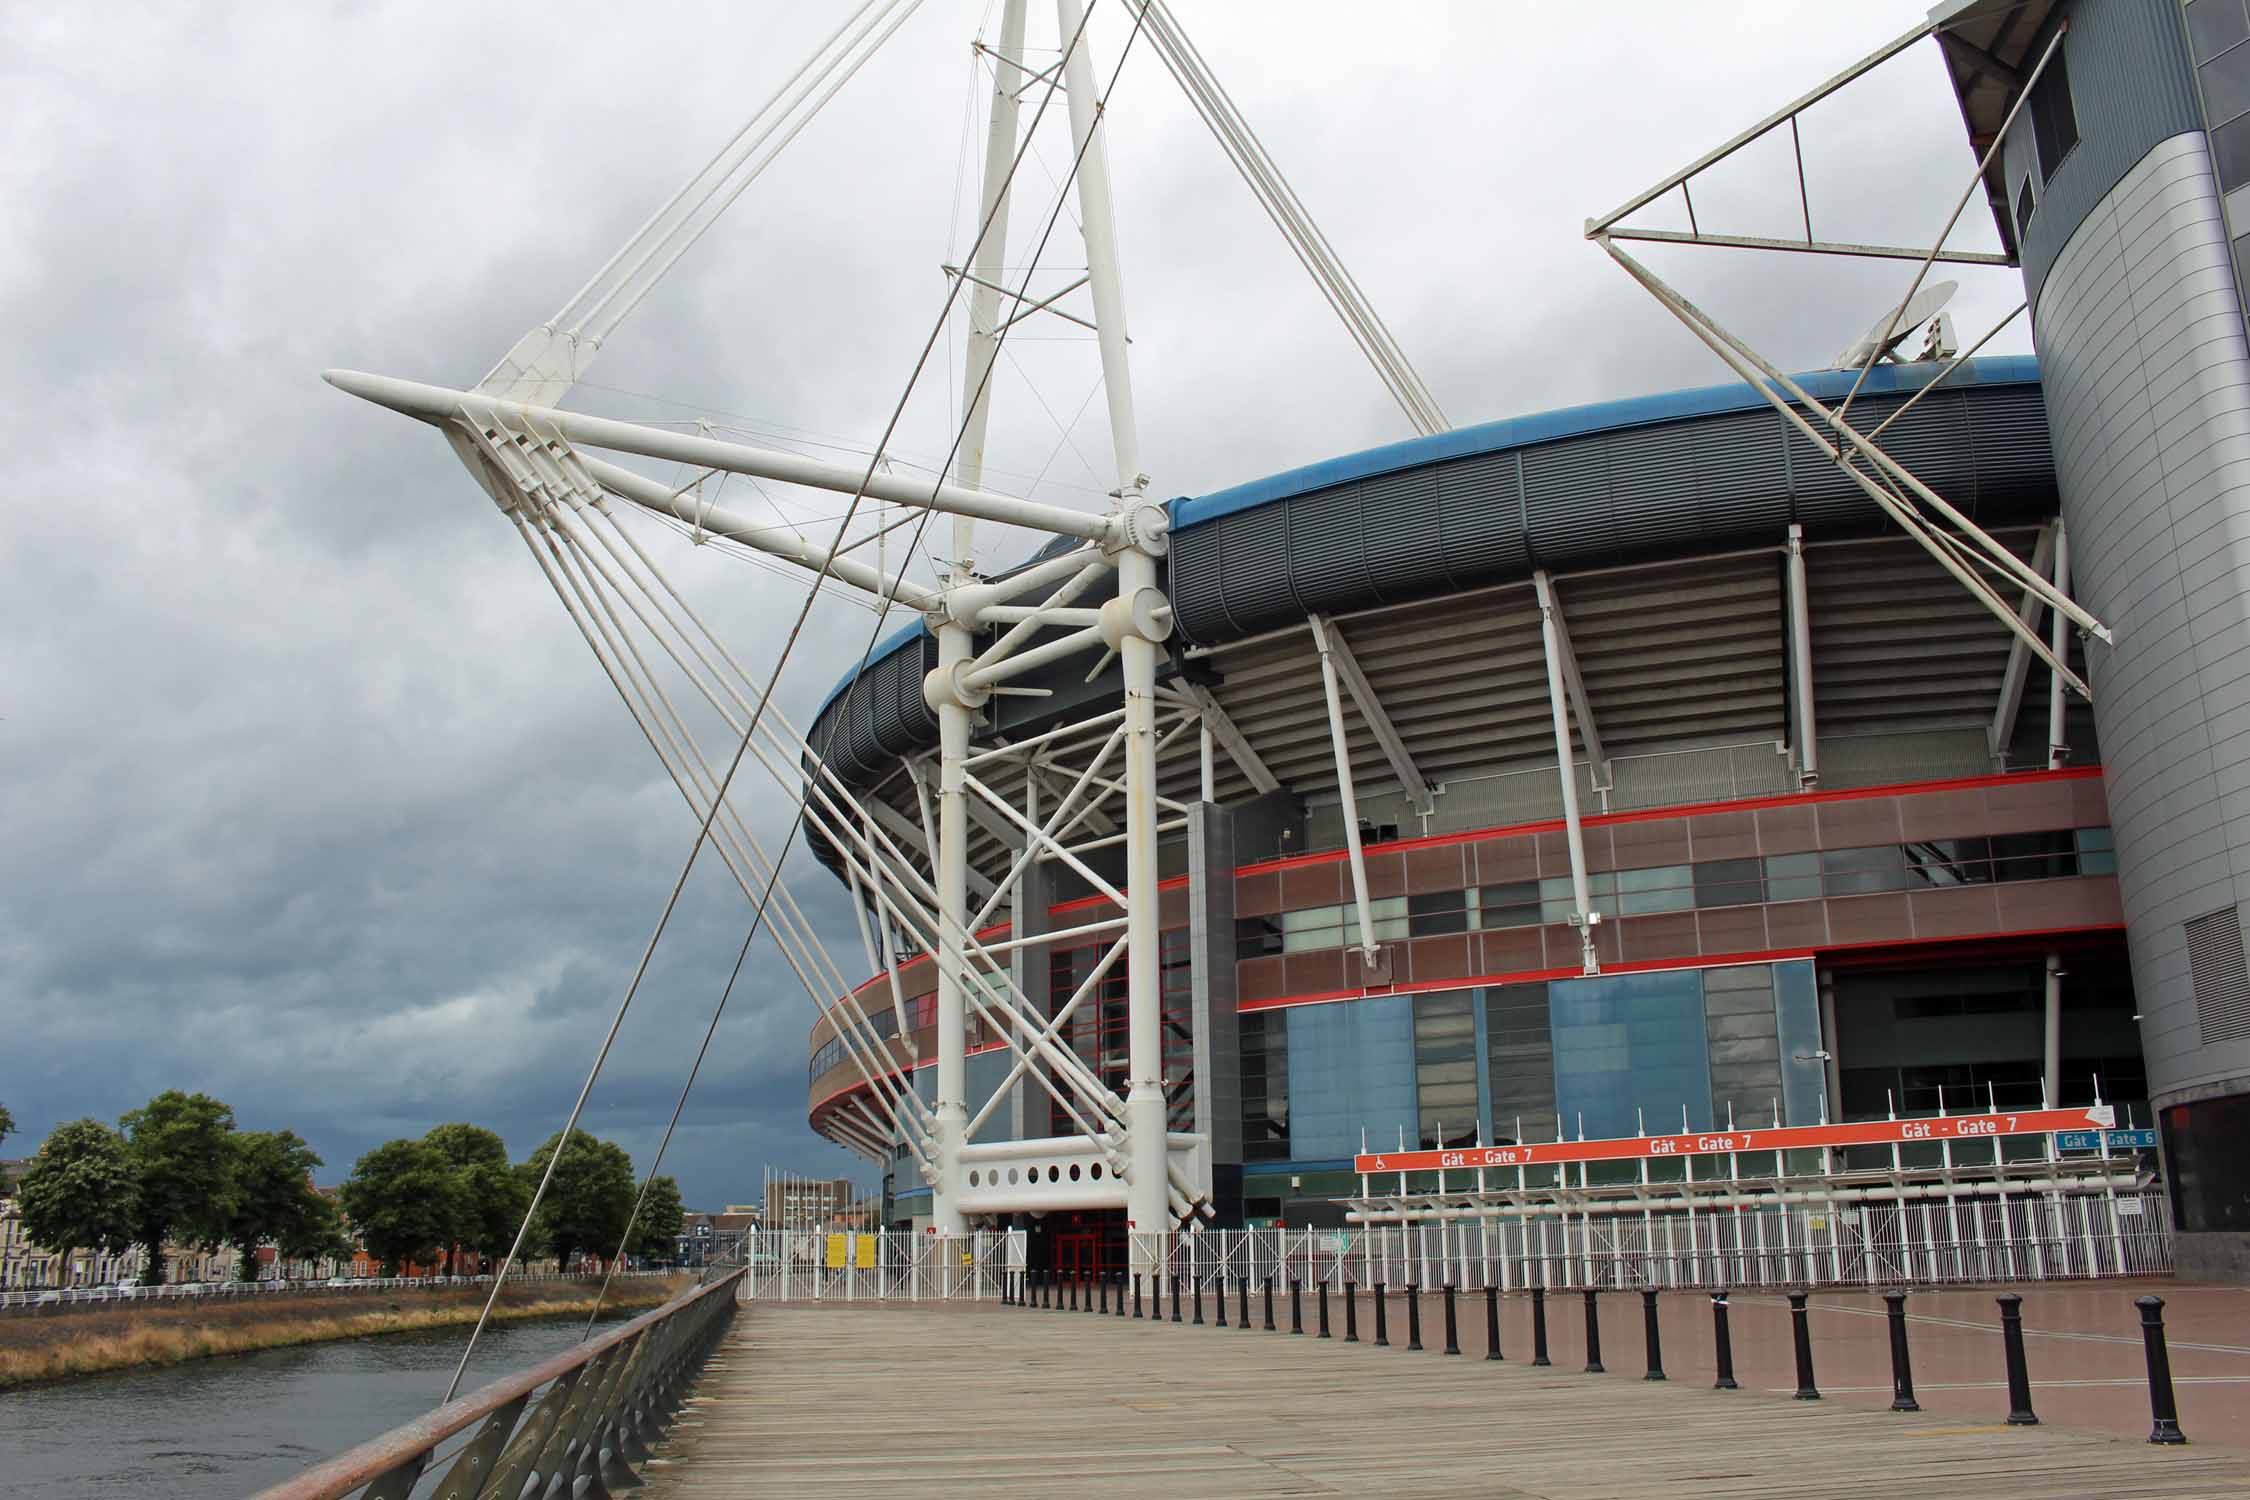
<box><xmin>0</xmin><ymin>0</ymin><xmax>2024</xmax><ymax>1208</ymax></box>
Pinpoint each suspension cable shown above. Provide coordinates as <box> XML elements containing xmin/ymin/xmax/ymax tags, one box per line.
<box><xmin>523</xmin><ymin>0</ymin><xmax>1156</xmax><ymax>1344</ymax></box>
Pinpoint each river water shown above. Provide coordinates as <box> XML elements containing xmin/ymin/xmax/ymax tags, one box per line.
<box><xmin>0</xmin><ymin>1314</ymin><xmax>632</xmax><ymax>1500</ymax></box>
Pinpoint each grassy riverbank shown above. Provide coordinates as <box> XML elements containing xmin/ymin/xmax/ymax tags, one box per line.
<box><xmin>0</xmin><ymin>1276</ymin><xmax>690</xmax><ymax>1390</ymax></box>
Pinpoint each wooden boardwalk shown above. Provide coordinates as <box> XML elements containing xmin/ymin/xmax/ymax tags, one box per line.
<box><xmin>640</xmin><ymin>1301</ymin><xmax>2250</xmax><ymax>1498</ymax></box>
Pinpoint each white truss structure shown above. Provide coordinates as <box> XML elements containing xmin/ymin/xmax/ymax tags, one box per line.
<box><xmin>1585</xmin><ymin>0</ymin><xmax>2111</xmax><ymax>710</ymax></box>
<box><xmin>329</xmin><ymin>0</ymin><xmax>1456</xmax><ymax>1281</ymax></box>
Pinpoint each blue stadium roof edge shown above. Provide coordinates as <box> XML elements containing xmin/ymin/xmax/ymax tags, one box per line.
<box><xmin>809</xmin><ymin>354</ymin><xmax>2043</xmax><ymax>720</ymax></box>
<box><xmin>1170</xmin><ymin>354</ymin><xmax>2041</xmax><ymax>529</ymax></box>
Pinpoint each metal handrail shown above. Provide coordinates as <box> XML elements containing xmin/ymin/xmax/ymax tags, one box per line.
<box><xmin>251</xmin><ymin>1268</ymin><xmax>744</xmax><ymax>1500</ymax></box>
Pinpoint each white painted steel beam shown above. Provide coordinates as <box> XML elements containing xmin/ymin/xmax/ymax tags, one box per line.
<box><xmin>1529</xmin><ymin>591</ymin><xmax>1607</xmax><ymax>794</ymax></box>
<box><xmin>1987</xmin><ymin>522</ymin><xmax>2058</xmax><ymax>759</ymax></box>
<box><xmin>1308</xmin><ymin>614</ymin><xmax>1382</xmax><ymax>964</ymax></box>
<box><xmin>1784</xmin><ymin>525</ymin><xmax>1818</xmax><ymax>789</ymax></box>
<box><xmin>949</xmin><ymin>0</ymin><xmax>1028</xmax><ymax>572</ymax></box>
<box><xmin>1533</xmin><ymin>570</ymin><xmax>1599</xmax><ymax>976</ymax></box>
<box><xmin>1178</xmin><ymin>682</ymin><xmax>1281</xmax><ymax>794</ymax></box>
<box><xmin>1310</xmin><ymin>613</ymin><xmax>1434</xmax><ymax>814</ymax></box>
<box><xmin>581</xmin><ymin>454</ymin><xmax>939</xmax><ymax>612</ymax></box>
<box><xmin>324</xmin><ymin>369</ymin><xmax>1117</xmax><ymax>545</ymax></box>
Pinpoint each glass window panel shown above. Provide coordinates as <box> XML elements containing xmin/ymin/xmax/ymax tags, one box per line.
<box><xmin>2016</xmin><ymin>173</ymin><xmax>2037</xmax><ymax>239</ymax></box>
<box><xmin>1548</xmin><ymin>971</ymin><xmax>1713</xmax><ymax>1140</ymax></box>
<box><xmin>1822</xmin><ymin>845</ymin><xmax>1908</xmax><ymax>895</ymax></box>
<box><xmin>1992</xmin><ymin>830</ymin><xmax>2076</xmax><ymax>881</ymax></box>
<box><xmin>1693</xmin><ymin>857</ymin><xmax>1765</xmax><ymax>908</ymax></box>
<box><xmin>2075</xmin><ymin>826</ymin><xmax>2117</xmax><ymax>876</ymax></box>
<box><xmin>1477</xmin><ymin>882</ymin><xmax>1541</xmax><ymax>930</ymax></box>
<box><xmin>1617</xmin><ymin>864</ymin><xmax>1693</xmax><ymax>914</ymax></box>
<box><xmin>2206</xmin><ymin>36</ymin><xmax>2250</xmax><ymax>125</ymax></box>
<box><xmin>1281</xmin><ymin>904</ymin><xmax>1344</xmax><ymax>952</ymax></box>
<box><xmin>1409</xmin><ymin>889</ymin><xmax>1470</xmax><ymax>937</ymax></box>
<box><xmin>2217</xmin><ymin>112</ymin><xmax>2250</xmax><ymax>191</ymax></box>
<box><xmin>1904</xmin><ymin>837</ymin><xmax>1992</xmax><ymax>887</ymax></box>
<box><xmin>1235</xmin><ymin>916</ymin><xmax>1283</xmax><ymax>960</ymax></box>
<box><xmin>2191</xmin><ymin>0</ymin><xmax>2250</xmax><ymax>65</ymax></box>
<box><xmin>2031</xmin><ymin>49</ymin><xmax>2078</xmax><ymax>178</ymax></box>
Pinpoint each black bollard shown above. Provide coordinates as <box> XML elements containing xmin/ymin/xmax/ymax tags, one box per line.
<box><xmin>1789</xmin><ymin>1290</ymin><xmax>1820</xmax><ymax>1400</ymax></box>
<box><xmin>1883</xmin><ymin>1289</ymin><xmax>1920</xmax><ymax>1412</ymax></box>
<box><xmin>1997</xmin><ymin>1294</ymin><xmax>2038</xmax><ymax>1426</ymax></box>
<box><xmin>1711</xmin><ymin>1292</ymin><xmax>1737</xmax><ymax>1390</ymax></box>
<box><xmin>2137</xmin><ymin>1296</ymin><xmax>2187</xmax><ymax>1445</ymax></box>
<box><xmin>1116</xmin><ymin>1270</ymin><xmax>1126</xmax><ymax>1317</ymax></box>
<box><xmin>1443</xmin><ymin>1284</ymin><xmax>1461</xmax><ymax>1356</ymax></box>
<box><xmin>1216</xmin><ymin>1273</ymin><xmax>1229</xmax><ymax>1327</ymax></box>
<box><xmin>1290</xmin><ymin>1279</ymin><xmax>1303</xmax><ymax>1335</ymax></box>
<box><xmin>1193</xmin><ymin>1273</ymin><xmax>1205</xmax><ymax>1326</ymax></box>
<box><xmin>1171</xmin><ymin>1273</ymin><xmax>1182</xmax><ymax>1324</ymax></box>
<box><xmin>1407</xmin><ymin>1283</ymin><xmax>1425</xmax><ymax>1352</ymax></box>
<box><xmin>1086</xmin><ymin>1274</ymin><xmax>1097</xmax><ymax>1314</ymax></box>
<box><xmin>1319</xmin><ymin>1279</ymin><xmax>1332</xmax><ymax>1338</ymax></box>
<box><xmin>1485</xmin><ymin>1284</ymin><xmax>1503</xmax><ymax>1361</ymax></box>
<box><xmin>1035</xmin><ymin>1270</ymin><xmax>1045</xmax><ymax>1309</ymax></box>
<box><xmin>1531</xmin><ymin>1286</ymin><xmax>1551</xmax><ymax>1367</ymax></box>
<box><xmin>1641</xmin><ymin>1288</ymin><xmax>1665</xmax><ymax>1381</ymax></box>
<box><xmin>1582</xmin><ymin>1288</ymin><xmax>1604</xmax><ymax>1374</ymax></box>
<box><xmin>1264</xmin><ymin>1276</ymin><xmax>1276</xmax><ymax>1332</ymax></box>
<box><xmin>1133</xmin><ymin>1272</ymin><xmax>1143</xmax><ymax>1320</ymax></box>
<box><xmin>1374</xmin><ymin>1282</ymin><xmax>1390</xmax><ymax>1346</ymax></box>
<box><xmin>1098</xmin><ymin>1274</ymin><xmax>1108</xmax><ymax>1315</ymax></box>
<box><xmin>1344</xmin><ymin>1280</ymin><xmax>1360</xmax><ymax>1342</ymax></box>
<box><xmin>1239</xmin><ymin>1275</ymin><xmax>1252</xmax><ymax>1332</ymax></box>
<box><xmin>1071</xmin><ymin>1274</ymin><xmax>1081</xmax><ymax>1313</ymax></box>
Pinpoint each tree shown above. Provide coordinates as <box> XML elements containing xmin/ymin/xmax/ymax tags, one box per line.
<box><xmin>280</xmin><ymin>1191</ymin><xmax>354</xmax><ymax>1268</ymax></box>
<box><xmin>18</xmin><ymin>1119</ymin><xmax>139</xmax><ymax>1287</ymax></box>
<box><xmin>0</xmin><ymin>1100</ymin><xmax>14</xmax><ymax>1156</ymax></box>
<box><xmin>630</xmin><ymin>1175</ymin><xmax>686</xmax><ymax>1262</ymax></box>
<box><xmin>424</xmin><ymin>1123</ymin><xmax>530</xmax><ymax>1276</ymax></box>
<box><xmin>120</xmin><ymin>1091</ymin><xmax>237</xmax><ymax>1285</ymax></box>
<box><xmin>223</xmin><ymin>1130</ymin><xmax>330</xmax><ymax>1281</ymax></box>
<box><xmin>339</xmin><ymin>1138</ymin><xmax>463</xmax><ymax>1276</ymax></box>
<box><xmin>519</xmin><ymin>1130</ymin><xmax>636</xmax><ymax>1270</ymax></box>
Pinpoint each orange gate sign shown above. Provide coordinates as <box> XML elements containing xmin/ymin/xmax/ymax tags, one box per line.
<box><xmin>1351</xmin><ymin>1104</ymin><xmax>2117</xmax><ymax>1175</ymax></box>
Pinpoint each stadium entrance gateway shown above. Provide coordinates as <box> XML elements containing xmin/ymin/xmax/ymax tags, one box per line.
<box><xmin>1341</xmin><ymin>1099</ymin><xmax>2170</xmax><ymax>1290</ymax></box>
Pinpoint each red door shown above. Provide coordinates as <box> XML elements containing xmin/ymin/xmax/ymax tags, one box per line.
<box><xmin>1056</xmin><ymin>1231</ymin><xmax>1101</xmax><ymax>1287</ymax></box>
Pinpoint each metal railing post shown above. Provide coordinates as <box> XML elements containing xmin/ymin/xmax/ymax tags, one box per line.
<box><xmin>1998</xmin><ymin>1294</ymin><xmax>2038</xmax><ymax>1425</ymax></box>
<box><xmin>1789</xmin><ymin>1290</ymin><xmax>1820</xmax><ymax>1400</ymax></box>
<box><xmin>2137</xmin><ymin>1295</ymin><xmax>2187</xmax><ymax>1445</ymax></box>
<box><xmin>1884</xmin><ymin>1289</ymin><xmax>1920</xmax><ymax>1412</ymax></box>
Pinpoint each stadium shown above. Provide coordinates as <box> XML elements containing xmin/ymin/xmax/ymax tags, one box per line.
<box><xmin>800</xmin><ymin>351</ymin><xmax>2148</xmax><ymax>1259</ymax></box>
<box><xmin>326</xmin><ymin>0</ymin><xmax>2250</xmax><ymax>1286</ymax></box>
<box><xmin>794</xmin><ymin>0</ymin><xmax>2250</xmax><ymax>1284</ymax></box>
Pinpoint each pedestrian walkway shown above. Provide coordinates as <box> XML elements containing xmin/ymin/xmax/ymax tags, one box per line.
<box><xmin>639</xmin><ymin>1299</ymin><xmax>2250</xmax><ymax>1498</ymax></box>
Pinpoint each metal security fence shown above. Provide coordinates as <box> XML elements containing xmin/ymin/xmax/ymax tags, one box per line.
<box><xmin>1131</xmin><ymin>1190</ymin><xmax>2170</xmax><ymax>1296</ymax></box>
<box><xmin>735</xmin><ymin>1229</ymin><xmax>1024</xmax><ymax>1302</ymax></box>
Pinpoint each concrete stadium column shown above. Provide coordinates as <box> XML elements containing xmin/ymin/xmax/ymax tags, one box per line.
<box><xmin>2013</xmin><ymin>0</ymin><xmax>2250</xmax><ymax>1274</ymax></box>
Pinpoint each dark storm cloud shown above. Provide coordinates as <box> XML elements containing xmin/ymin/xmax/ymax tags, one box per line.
<box><xmin>0</xmin><ymin>1</ymin><xmax>2009</xmax><ymax>1204</ymax></box>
